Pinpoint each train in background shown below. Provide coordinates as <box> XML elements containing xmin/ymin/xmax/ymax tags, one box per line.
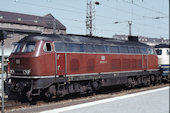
<box><xmin>7</xmin><ymin>34</ymin><xmax>161</xmax><ymax>101</ymax></box>
<box><xmin>155</xmin><ymin>44</ymin><xmax>170</xmax><ymax>81</ymax></box>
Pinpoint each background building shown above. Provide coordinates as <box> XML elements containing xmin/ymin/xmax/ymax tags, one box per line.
<box><xmin>0</xmin><ymin>11</ymin><xmax>66</xmax><ymax>69</ymax></box>
<box><xmin>112</xmin><ymin>34</ymin><xmax>169</xmax><ymax>46</ymax></box>
<box><xmin>0</xmin><ymin>11</ymin><xmax>66</xmax><ymax>48</ymax></box>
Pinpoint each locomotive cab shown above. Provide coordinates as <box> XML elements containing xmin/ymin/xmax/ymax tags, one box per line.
<box><xmin>9</xmin><ymin>37</ymin><xmax>55</xmax><ymax>77</ymax></box>
<box><xmin>8</xmin><ymin>36</ymin><xmax>56</xmax><ymax>100</ymax></box>
<box><xmin>10</xmin><ymin>41</ymin><xmax>37</xmax><ymax>76</ymax></box>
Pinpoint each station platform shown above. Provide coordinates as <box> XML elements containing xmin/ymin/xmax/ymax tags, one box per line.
<box><xmin>6</xmin><ymin>86</ymin><xmax>169</xmax><ymax>113</ymax></box>
<box><xmin>40</xmin><ymin>87</ymin><xmax>169</xmax><ymax>113</ymax></box>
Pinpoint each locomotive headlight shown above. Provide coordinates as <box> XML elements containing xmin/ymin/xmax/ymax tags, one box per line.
<box><xmin>23</xmin><ymin>69</ymin><xmax>31</xmax><ymax>75</ymax></box>
<box><xmin>10</xmin><ymin>69</ymin><xmax>15</xmax><ymax>74</ymax></box>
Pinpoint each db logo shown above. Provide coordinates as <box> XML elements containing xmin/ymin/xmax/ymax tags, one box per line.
<box><xmin>100</xmin><ymin>56</ymin><xmax>107</xmax><ymax>64</ymax></box>
<box><xmin>101</xmin><ymin>56</ymin><xmax>105</xmax><ymax>60</ymax></box>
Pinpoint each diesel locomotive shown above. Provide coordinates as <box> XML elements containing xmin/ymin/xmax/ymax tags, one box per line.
<box><xmin>155</xmin><ymin>44</ymin><xmax>170</xmax><ymax>81</ymax></box>
<box><xmin>8</xmin><ymin>34</ymin><xmax>161</xmax><ymax>100</ymax></box>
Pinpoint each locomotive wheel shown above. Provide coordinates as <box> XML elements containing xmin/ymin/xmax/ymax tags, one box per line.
<box><xmin>44</xmin><ymin>85</ymin><xmax>57</xmax><ymax>99</ymax></box>
<box><xmin>137</xmin><ymin>77</ymin><xmax>142</xmax><ymax>87</ymax></box>
<box><xmin>155</xmin><ymin>75</ymin><xmax>162</xmax><ymax>84</ymax></box>
<box><xmin>158</xmin><ymin>76</ymin><xmax>162</xmax><ymax>84</ymax></box>
<box><xmin>131</xmin><ymin>77</ymin><xmax>136</xmax><ymax>88</ymax></box>
<box><xmin>87</xmin><ymin>81</ymin><xmax>93</xmax><ymax>94</ymax></box>
<box><xmin>142</xmin><ymin>76</ymin><xmax>148</xmax><ymax>86</ymax></box>
<box><xmin>146</xmin><ymin>76</ymin><xmax>151</xmax><ymax>86</ymax></box>
<box><xmin>150</xmin><ymin>75</ymin><xmax>155</xmax><ymax>85</ymax></box>
<box><xmin>92</xmin><ymin>81</ymin><xmax>101</xmax><ymax>91</ymax></box>
<box><xmin>126</xmin><ymin>77</ymin><xmax>133</xmax><ymax>89</ymax></box>
<box><xmin>133</xmin><ymin>77</ymin><xmax>138</xmax><ymax>88</ymax></box>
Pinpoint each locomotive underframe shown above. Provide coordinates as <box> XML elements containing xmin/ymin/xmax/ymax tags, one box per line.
<box><xmin>8</xmin><ymin>69</ymin><xmax>161</xmax><ymax>101</ymax></box>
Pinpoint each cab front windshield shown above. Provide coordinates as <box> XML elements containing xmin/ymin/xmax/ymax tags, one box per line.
<box><xmin>12</xmin><ymin>43</ymin><xmax>22</xmax><ymax>53</ymax></box>
<box><xmin>12</xmin><ymin>42</ymin><xmax>36</xmax><ymax>53</ymax></box>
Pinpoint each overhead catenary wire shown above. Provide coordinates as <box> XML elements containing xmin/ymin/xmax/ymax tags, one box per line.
<box><xmin>3</xmin><ymin>14</ymin><xmax>167</xmax><ymax>31</ymax></box>
<box><xmin>14</xmin><ymin>1</ymin><xmax>86</xmax><ymax>15</ymax></box>
<box><xmin>134</xmin><ymin>26</ymin><xmax>167</xmax><ymax>38</ymax></box>
<box><xmin>101</xmin><ymin>2</ymin><xmax>144</xmax><ymax>20</ymax></box>
<box><xmin>0</xmin><ymin>15</ymin><xmax>126</xmax><ymax>36</ymax></box>
<box><xmin>11</xmin><ymin>0</ymin><xmax>168</xmax><ymax>38</ymax></box>
<box><xmin>122</xmin><ymin>0</ymin><xmax>168</xmax><ymax>16</ymax></box>
<box><xmin>134</xmin><ymin>22</ymin><xmax>168</xmax><ymax>31</ymax></box>
<box><xmin>45</xmin><ymin>0</ymin><xmax>84</xmax><ymax>12</ymax></box>
<box><xmin>14</xmin><ymin>0</ymin><xmax>130</xmax><ymax>22</ymax></box>
<box><xmin>94</xmin><ymin>1</ymin><xmax>167</xmax><ymax>37</ymax></box>
<box><xmin>14</xmin><ymin>1</ymin><xmax>168</xmax><ymax>24</ymax></box>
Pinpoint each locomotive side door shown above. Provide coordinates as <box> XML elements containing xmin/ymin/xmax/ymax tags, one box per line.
<box><xmin>56</xmin><ymin>53</ymin><xmax>66</xmax><ymax>75</ymax></box>
<box><xmin>143</xmin><ymin>55</ymin><xmax>147</xmax><ymax>70</ymax></box>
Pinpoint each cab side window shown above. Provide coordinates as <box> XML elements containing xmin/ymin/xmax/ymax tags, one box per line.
<box><xmin>44</xmin><ymin>42</ymin><xmax>52</xmax><ymax>52</ymax></box>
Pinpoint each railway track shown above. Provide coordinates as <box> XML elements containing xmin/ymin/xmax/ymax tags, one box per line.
<box><xmin>1</xmin><ymin>83</ymin><xmax>169</xmax><ymax>112</ymax></box>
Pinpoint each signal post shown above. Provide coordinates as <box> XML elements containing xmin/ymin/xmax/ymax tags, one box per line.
<box><xmin>0</xmin><ymin>30</ymin><xmax>7</xmax><ymax>113</ymax></box>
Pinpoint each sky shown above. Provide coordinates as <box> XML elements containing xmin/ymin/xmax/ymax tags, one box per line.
<box><xmin>0</xmin><ymin>0</ymin><xmax>169</xmax><ymax>39</ymax></box>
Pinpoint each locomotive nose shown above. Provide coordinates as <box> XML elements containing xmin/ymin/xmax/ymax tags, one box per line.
<box><xmin>10</xmin><ymin>58</ymin><xmax>32</xmax><ymax>75</ymax></box>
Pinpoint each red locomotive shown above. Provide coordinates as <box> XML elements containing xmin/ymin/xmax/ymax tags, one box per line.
<box><xmin>8</xmin><ymin>34</ymin><xmax>161</xmax><ymax>100</ymax></box>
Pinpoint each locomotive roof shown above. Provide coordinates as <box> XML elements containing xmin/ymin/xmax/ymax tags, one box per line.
<box><xmin>18</xmin><ymin>34</ymin><xmax>149</xmax><ymax>47</ymax></box>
